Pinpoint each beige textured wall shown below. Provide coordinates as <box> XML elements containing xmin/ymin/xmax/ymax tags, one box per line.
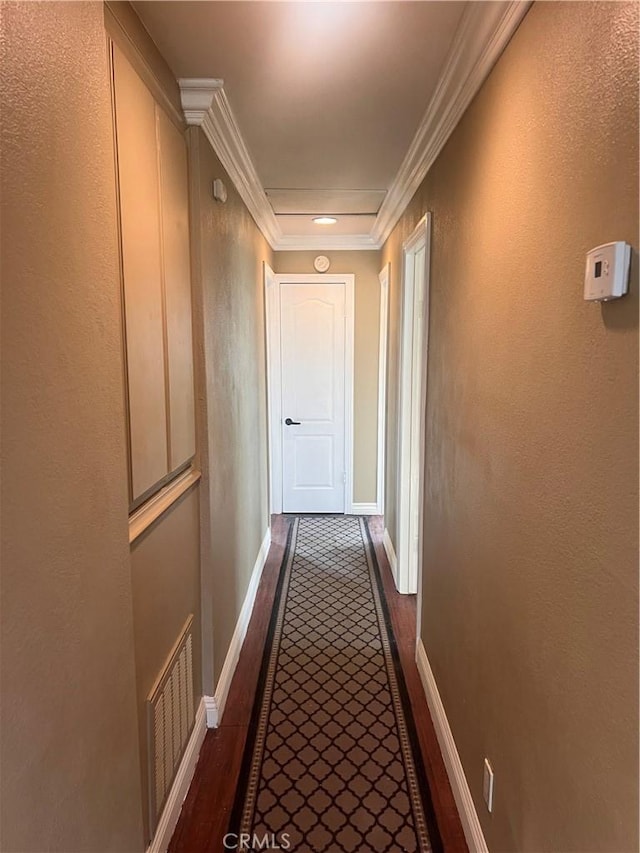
<box><xmin>188</xmin><ymin>127</ymin><xmax>272</xmax><ymax>688</ymax></box>
<box><xmin>130</xmin><ymin>489</ymin><xmax>201</xmax><ymax>842</ymax></box>
<box><xmin>106</xmin><ymin>8</ymin><xmax>204</xmax><ymax>840</ymax></box>
<box><xmin>0</xmin><ymin>3</ymin><xmax>144</xmax><ymax>851</ymax></box>
<box><xmin>382</xmin><ymin>3</ymin><xmax>639</xmax><ymax>850</ymax></box>
<box><xmin>273</xmin><ymin>251</ymin><xmax>381</xmax><ymax>504</ymax></box>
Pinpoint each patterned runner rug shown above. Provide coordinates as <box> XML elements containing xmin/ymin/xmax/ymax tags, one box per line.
<box><xmin>229</xmin><ymin>516</ymin><xmax>442</xmax><ymax>852</ymax></box>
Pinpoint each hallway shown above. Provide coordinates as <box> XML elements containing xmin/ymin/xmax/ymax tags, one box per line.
<box><xmin>1</xmin><ymin>2</ymin><xmax>638</xmax><ymax>852</ymax></box>
<box><xmin>169</xmin><ymin>516</ymin><xmax>466</xmax><ymax>853</ymax></box>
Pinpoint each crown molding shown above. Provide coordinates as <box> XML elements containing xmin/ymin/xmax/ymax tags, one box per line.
<box><xmin>179</xmin><ymin>2</ymin><xmax>530</xmax><ymax>253</ymax></box>
<box><xmin>179</xmin><ymin>77</ymin><xmax>224</xmax><ymax>120</ymax></box>
<box><xmin>371</xmin><ymin>0</ymin><xmax>532</xmax><ymax>246</ymax></box>
<box><xmin>272</xmin><ymin>233</ymin><xmax>381</xmax><ymax>252</ymax></box>
<box><xmin>179</xmin><ymin>78</ymin><xmax>282</xmax><ymax>248</ymax></box>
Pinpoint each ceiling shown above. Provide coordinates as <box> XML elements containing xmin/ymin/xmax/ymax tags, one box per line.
<box><xmin>134</xmin><ymin>1</ymin><xmax>530</xmax><ymax>250</ymax></box>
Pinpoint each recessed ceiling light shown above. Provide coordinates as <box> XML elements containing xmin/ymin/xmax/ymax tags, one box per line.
<box><xmin>313</xmin><ymin>216</ymin><xmax>337</xmax><ymax>225</ymax></box>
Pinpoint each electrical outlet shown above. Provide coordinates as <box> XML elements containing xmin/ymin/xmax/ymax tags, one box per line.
<box><xmin>483</xmin><ymin>758</ymin><xmax>494</xmax><ymax>813</ymax></box>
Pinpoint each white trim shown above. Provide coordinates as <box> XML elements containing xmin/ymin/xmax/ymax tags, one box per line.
<box><xmin>396</xmin><ymin>215</ymin><xmax>431</xmax><ymax>596</ymax></box>
<box><xmin>272</xmin><ymin>234</ymin><xmax>381</xmax><ymax>252</ymax></box>
<box><xmin>415</xmin><ymin>219</ymin><xmax>431</xmax><ymax>635</ymax></box>
<box><xmin>371</xmin><ymin>1</ymin><xmax>531</xmax><ymax>246</ymax></box>
<box><xmin>376</xmin><ymin>264</ymin><xmax>390</xmax><ymax>516</ymax></box>
<box><xmin>129</xmin><ymin>469</ymin><xmax>201</xmax><ymax>544</ymax></box>
<box><xmin>146</xmin><ymin>698</ymin><xmax>207</xmax><ymax>853</ymax></box>
<box><xmin>264</xmin><ymin>263</ymin><xmax>282</xmax><ymax>515</ymax></box>
<box><xmin>203</xmin><ymin>695</ymin><xmax>218</xmax><ymax>729</ymax></box>
<box><xmin>207</xmin><ymin>527</ymin><xmax>271</xmax><ymax>727</ymax></box>
<box><xmin>265</xmin><ymin>271</ymin><xmax>283</xmax><ymax>515</ymax></box>
<box><xmin>267</xmin><ymin>274</ymin><xmax>355</xmax><ymax>515</ymax></box>
<box><xmin>415</xmin><ymin>640</ymin><xmax>488</xmax><ymax>853</ymax></box>
<box><xmin>179</xmin><ymin>80</ymin><xmax>281</xmax><ymax>248</ymax></box>
<box><xmin>350</xmin><ymin>503</ymin><xmax>379</xmax><ymax>516</ymax></box>
<box><xmin>344</xmin><ymin>279</ymin><xmax>356</xmax><ymax>515</ymax></box>
<box><xmin>383</xmin><ymin>528</ymin><xmax>398</xmax><ymax>589</ymax></box>
<box><xmin>177</xmin><ymin>6</ymin><xmax>528</xmax><ymax>252</ymax></box>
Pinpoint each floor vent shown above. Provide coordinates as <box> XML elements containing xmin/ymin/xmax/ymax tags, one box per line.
<box><xmin>147</xmin><ymin>614</ymin><xmax>195</xmax><ymax>833</ymax></box>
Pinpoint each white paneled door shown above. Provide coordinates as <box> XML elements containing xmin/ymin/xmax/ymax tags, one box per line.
<box><xmin>280</xmin><ymin>282</ymin><xmax>346</xmax><ymax>513</ymax></box>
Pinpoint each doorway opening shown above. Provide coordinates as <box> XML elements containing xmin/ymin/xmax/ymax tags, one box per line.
<box><xmin>395</xmin><ymin>214</ymin><xmax>432</xmax><ymax>606</ymax></box>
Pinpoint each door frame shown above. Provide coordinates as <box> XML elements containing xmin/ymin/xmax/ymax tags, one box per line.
<box><xmin>376</xmin><ymin>263</ymin><xmax>390</xmax><ymax>516</ymax></box>
<box><xmin>264</xmin><ymin>270</ymin><xmax>355</xmax><ymax>515</ymax></box>
<box><xmin>396</xmin><ymin>214</ymin><xmax>431</xmax><ymax>600</ymax></box>
<box><xmin>264</xmin><ymin>262</ymin><xmax>280</xmax><ymax>519</ymax></box>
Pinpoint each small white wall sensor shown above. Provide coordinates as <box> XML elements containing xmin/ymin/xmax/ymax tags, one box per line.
<box><xmin>584</xmin><ymin>241</ymin><xmax>631</xmax><ymax>302</ymax></box>
<box><xmin>212</xmin><ymin>178</ymin><xmax>227</xmax><ymax>203</ymax></box>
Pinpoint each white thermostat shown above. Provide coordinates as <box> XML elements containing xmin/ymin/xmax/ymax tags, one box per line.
<box><xmin>584</xmin><ymin>241</ymin><xmax>631</xmax><ymax>302</ymax></box>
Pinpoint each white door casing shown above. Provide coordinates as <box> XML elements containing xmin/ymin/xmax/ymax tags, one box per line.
<box><xmin>264</xmin><ymin>262</ymin><xmax>280</xmax><ymax>519</ymax></box>
<box><xmin>396</xmin><ymin>214</ymin><xmax>431</xmax><ymax>600</ymax></box>
<box><xmin>376</xmin><ymin>264</ymin><xmax>390</xmax><ymax>516</ymax></box>
<box><xmin>265</xmin><ymin>273</ymin><xmax>355</xmax><ymax>515</ymax></box>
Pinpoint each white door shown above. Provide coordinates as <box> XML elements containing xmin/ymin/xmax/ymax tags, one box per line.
<box><xmin>280</xmin><ymin>282</ymin><xmax>346</xmax><ymax>513</ymax></box>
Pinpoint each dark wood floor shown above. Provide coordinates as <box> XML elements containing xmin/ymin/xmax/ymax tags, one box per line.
<box><xmin>169</xmin><ymin>515</ymin><xmax>468</xmax><ymax>853</ymax></box>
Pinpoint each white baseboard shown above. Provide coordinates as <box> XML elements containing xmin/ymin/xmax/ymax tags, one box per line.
<box><xmin>350</xmin><ymin>502</ymin><xmax>380</xmax><ymax>515</ymax></box>
<box><xmin>203</xmin><ymin>695</ymin><xmax>218</xmax><ymax>728</ymax></box>
<box><xmin>415</xmin><ymin>640</ymin><xmax>488</xmax><ymax>853</ymax></box>
<box><xmin>208</xmin><ymin>527</ymin><xmax>271</xmax><ymax>728</ymax></box>
<box><xmin>147</xmin><ymin>698</ymin><xmax>207</xmax><ymax>853</ymax></box>
<box><xmin>383</xmin><ymin>528</ymin><xmax>398</xmax><ymax>586</ymax></box>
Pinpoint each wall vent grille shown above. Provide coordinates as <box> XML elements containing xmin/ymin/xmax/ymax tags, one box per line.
<box><xmin>147</xmin><ymin>615</ymin><xmax>194</xmax><ymax>833</ymax></box>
